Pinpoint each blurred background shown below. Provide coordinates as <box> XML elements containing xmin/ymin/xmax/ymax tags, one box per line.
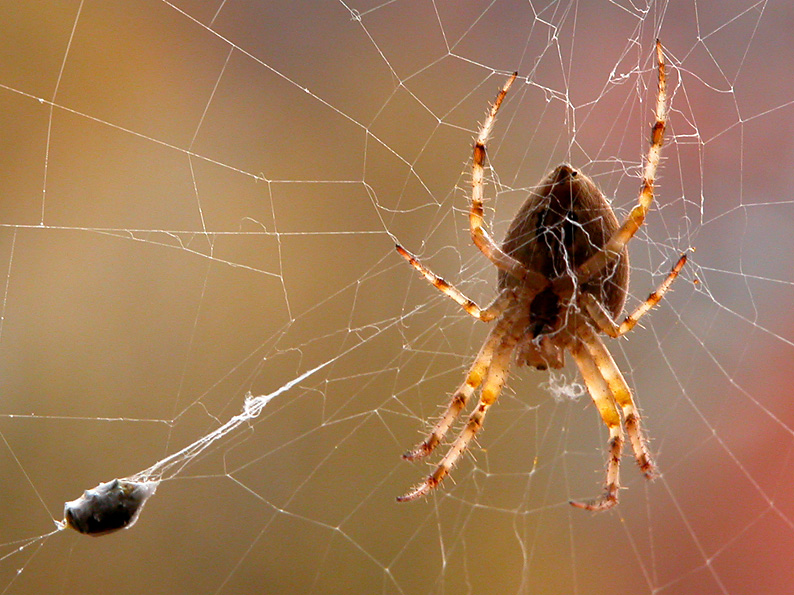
<box><xmin>1</xmin><ymin>1</ymin><xmax>794</xmax><ymax>593</ymax></box>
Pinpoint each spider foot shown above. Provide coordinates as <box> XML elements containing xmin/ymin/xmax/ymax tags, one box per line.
<box><xmin>397</xmin><ymin>464</ymin><xmax>449</xmax><ymax>502</ymax></box>
<box><xmin>402</xmin><ymin>435</ymin><xmax>440</xmax><ymax>461</ymax></box>
<box><xmin>569</xmin><ymin>485</ymin><xmax>619</xmax><ymax>512</ymax></box>
<box><xmin>402</xmin><ymin>445</ymin><xmax>430</xmax><ymax>461</ymax></box>
<box><xmin>638</xmin><ymin>457</ymin><xmax>659</xmax><ymax>480</ymax></box>
<box><xmin>396</xmin><ymin>476</ymin><xmax>439</xmax><ymax>502</ymax></box>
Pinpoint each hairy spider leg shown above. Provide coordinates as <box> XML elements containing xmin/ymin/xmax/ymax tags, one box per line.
<box><xmin>395</xmin><ymin>243</ymin><xmax>513</xmax><ymax>322</ymax></box>
<box><xmin>398</xmin><ymin>333</ymin><xmax>516</xmax><ymax>502</ymax></box>
<box><xmin>403</xmin><ymin>316</ymin><xmax>512</xmax><ymax>461</ymax></box>
<box><xmin>583</xmin><ymin>252</ymin><xmax>687</xmax><ymax>337</ymax></box>
<box><xmin>469</xmin><ymin>74</ymin><xmax>549</xmax><ymax>289</ymax></box>
<box><xmin>576</xmin><ymin>40</ymin><xmax>667</xmax><ymax>285</ymax></box>
<box><xmin>580</xmin><ymin>324</ymin><xmax>656</xmax><ymax>478</ymax></box>
<box><xmin>570</xmin><ymin>341</ymin><xmax>624</xmax><ymax>511</ymax></box>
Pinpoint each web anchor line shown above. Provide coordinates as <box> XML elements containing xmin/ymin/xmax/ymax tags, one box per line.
<box><xmin>60</xmin><ymin>357</ymin><xmax>335</xmax><ymax>536</ymax></box>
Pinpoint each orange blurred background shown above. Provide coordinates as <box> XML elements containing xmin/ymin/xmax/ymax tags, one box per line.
<box><xmin>2</xmin><ymin>1</ymin><xmax>794</xmax><ymax>594</ymax></box>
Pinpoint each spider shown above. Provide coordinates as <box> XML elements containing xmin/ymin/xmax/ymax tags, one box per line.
<box><xmin>395</xmin><ymin>40</ymin><xmax>686</xmax><ymax>511</ymax></box>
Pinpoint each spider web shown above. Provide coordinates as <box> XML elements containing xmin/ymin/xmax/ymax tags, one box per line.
<box><xmin>1</xmin><ymin>1</ymin><xmax>793</xmax><ymax>593</ymax></box>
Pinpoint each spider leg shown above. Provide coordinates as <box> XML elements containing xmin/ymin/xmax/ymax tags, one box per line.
<box><xmin>583</xmin><ymin>252</ymin><xmax>687</xmax><ymax>338</ymax></box>
<box><xmin>580</xmin><ymin>324</ymin><xmax>657</xmax><ymax>479</ymax></box>
<box><xmin>403</xmin><ymin>316</ymin><xmax>511</xmax><ymax>461</ymax></box>
<box><xmin>398</xmin><ymin>333</ymin><xmax>516</xmax><ymax>502</ymax></box>
<box><xmin>469</xmin><ymin>74</ymin><xmax>550</xmax><ymax>289</ymax></box>
<box><xmin>569</xmin><ymin>340</ymin><xmax>624</xmax><ymax>511</ymax></box>
<box><xmin>395</xmin><ymin>244</ymin><xmax>512</xmax><ymax>321</ymax></box>
<box><xmin>576</xmin><ymin>40</ymin><xmax>667</xmax><ymax>284</ymax></box>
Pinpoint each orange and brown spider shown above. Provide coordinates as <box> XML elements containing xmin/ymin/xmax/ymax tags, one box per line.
<box><xmin>396</xmin><ymin>40</ymin><xmax>685</xmax><ymax>511</ymax></box>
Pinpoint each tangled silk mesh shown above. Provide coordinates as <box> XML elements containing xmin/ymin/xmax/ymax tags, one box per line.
<box><xmin>2</xmin><ymin>2</ymin><xmax>794</xmax><ymax>594</ymax></box>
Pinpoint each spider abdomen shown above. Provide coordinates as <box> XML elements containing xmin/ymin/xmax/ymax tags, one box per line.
<box><xmin>498</xmin><ymin>163</ymin><xmax>629</xmax><ymax>329</ymax></box>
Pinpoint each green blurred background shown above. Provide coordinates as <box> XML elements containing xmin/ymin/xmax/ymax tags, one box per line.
<box><xmin>2</xmin><ymin>1</ymin><xmax>794</xmax><ymax>593</ymax></box>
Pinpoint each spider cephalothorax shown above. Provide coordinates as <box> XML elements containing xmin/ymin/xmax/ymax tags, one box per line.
<box><xmin>396</xmin><ymin>41</ymin><xmax>685</xmax><ymax>510</ymax></box>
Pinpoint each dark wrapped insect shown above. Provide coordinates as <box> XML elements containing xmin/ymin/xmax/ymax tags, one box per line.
<box><xmin>63</xmin><ymin>478</ymin><xmax>157</xmax><ymax>536</ymax></box>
